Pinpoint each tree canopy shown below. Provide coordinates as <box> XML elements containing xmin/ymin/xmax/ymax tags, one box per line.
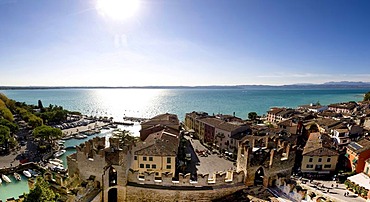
<box><xmin>364</xmin><ymin>92</ymin><xmax>370</xmax><ymax>101</ymax></box>
<box><xmin>33</xmin><ymin>125</ymin><xmax>62</xmax><ymax>142</ymax></box>
<box><xmin>248</xmin><ymin>112</ymin><xmax>258</xmax><ymax>120</ymax></box>
<box><xmin>0</xmin><ymin>118</ymin><xmax>19</xmax><ymax>133</ymax></box>
<box><xmin>24</xmin><ymin>177</ymin><xmax>58</xmax><ymax>202</ymax></box>
<box><xmin>0</xmin><ymin>125</ymin><xmax>10</xmax><ymax>145</ymax></box>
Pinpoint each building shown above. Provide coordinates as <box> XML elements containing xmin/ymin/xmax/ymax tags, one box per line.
<box><xmin>301</xmin><ymin>133</ymin><xmax>339</xmax><ymax>177</ymax></box>
<box><xmin>184</xmin><ymin>111</ymin><xmax>209</xmax><ymax>140</ymax></box>
<box><xmin>131</xmin><ymin>129</ymin><xmax>179</xmax><ymax>177</ymax></box>
<box><xmin>346</xmin><ymin>139</ymin><xmax>370</xmax><ymax>173</ymax></box>
<box><xmin>328</xmin><ymin>102</ymin><xmax>357</xmax><ymax>114</ymax></box>
<box><xmin>331</xmin><ymin>128</ymin><xmax>350</xmax><ymax>149</ymax></box>
<box><xmin>298</xmin><ymin>104</ymin><xmax>328</xmax><ymax>113</ymax></box>
<box><xmin>140</xmin><ymin>113</ymin><xmax>180</xmax><ymax>141</ymax></box>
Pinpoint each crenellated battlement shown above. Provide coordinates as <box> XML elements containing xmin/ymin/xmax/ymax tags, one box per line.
<box><xmin>127</xmin><ymin>169</ymin><xmax>244</xmax><ymax>187</ymax></box>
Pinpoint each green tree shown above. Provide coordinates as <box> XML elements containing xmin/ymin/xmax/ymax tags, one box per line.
<box><xmin>24</xmin><ymin>177</ymin><xmax>58</xmax><ymax>202</ymax></box>
<box><xmin>0</xmin><ymin>118</ymin><xmax>19</xmax><ymax>133</ymax></box>
<box><xmin>364</xmin><ymin>92</ymin><xmax>370</xmax><ymax>101</ymax></box>
<box><xmin>33</xmin><ymin>125</ymin><xmax>62</xmax><ymax>143</ymax></box>
<box><xmin>0</xmin><ymin>125</ymin><xmax>10</xmax><ymax>145</ymax></box>
<box><xmin>28</xmin><ymin>114</ymin><xmax>43</xmax><ymax>128</ymax></box>
<box><xmin>248</xmin><ymin>112</ymin><xmax>258</xmax><ymax>120</ymax></box>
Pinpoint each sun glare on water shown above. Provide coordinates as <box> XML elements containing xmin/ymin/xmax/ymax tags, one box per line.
<box><xmin>96</xmin><ymin>0</ymin><xmax>140</xmax><ymax>20</ymax></box>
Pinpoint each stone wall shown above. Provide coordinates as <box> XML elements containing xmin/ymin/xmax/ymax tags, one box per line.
<box><xmin>237</xmin><ymin>135</ymin><xmax>296</xmax><ymax>187</ymax></box>
<box><xmin>126</xmin><ymin>183</ymin><xmax>246</xmax><ymax>202</ymax></box>
<box><xmin>127</xmin><ymin>169</ymin><xmax>244</xmax><ymax>187</ymax></box>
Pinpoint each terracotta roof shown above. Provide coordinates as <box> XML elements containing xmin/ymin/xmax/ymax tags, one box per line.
<box><xmin>315</xmin><ymin>118</ymin><xmax>342</xmax><ymax>128</ymax></box>
<box><xmin>142</xmin><ymin>113</ymin><xmax>180</xmax><ymax>126</ymax></box>
<box><xmin>134</xmin><ymin>130</ymin><xmax>179</xmax><ymax>156</ymax></box>
<box><xmin>303</xmin><ymin>132</ymin><xmax>338</xmax><ymax>156</ymax></box>
<box><xmin>198</xmin><ymin>117</ymin><xmax>222</xmax><ymax>128</ymax></box>
<box><xmin>347</xmin><ymin>139</ymin><xmax>370</xmax><ymax>154</ymax></box>
<box><xmin>334</xmin><ymin>128</ymin><xmax>349</xmax><ymax>133</ymax></box>
<box><xmin>328</xmin><ymin>102</ymin><xmax>357</xmax><ymax>110</ymax></box>
<box><xmin>268</xmin><ymin>108</ymin><xmax>284</xmax><ymax>115</ymax></box>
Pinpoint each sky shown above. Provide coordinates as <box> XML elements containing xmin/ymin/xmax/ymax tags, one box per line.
<box><xmin>0</xmin><ymin>0</ymin><xmax>370</xmax><ymax>86</ymax></box>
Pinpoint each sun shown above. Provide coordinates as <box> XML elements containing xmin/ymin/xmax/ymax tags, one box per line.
<box><xmin>96</xmin><ymin>0</ymin><xmax>140</xmax><ymax>21</ymax></box>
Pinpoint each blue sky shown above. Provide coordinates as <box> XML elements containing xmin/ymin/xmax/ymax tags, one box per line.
<box><xmin>1</xmin><ymin>0</ymin><xmax>369</xmax><ymax>86</ymax></box>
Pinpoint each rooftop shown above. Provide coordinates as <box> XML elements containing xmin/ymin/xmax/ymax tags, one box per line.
<box><xmin>347</xmin><ymin>139</ymin><xmax>370</xmax><ymax>154</ymax></box>
<box><xmin>302</xmin><ymin>132</ymin><xmax>338</xmax><ymax>156</ymax></box>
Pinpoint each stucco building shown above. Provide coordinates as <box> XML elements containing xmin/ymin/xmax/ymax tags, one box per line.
<box><xmin>301</xmin><ymin>132</ymin><xmax>339</xmax><ymax>177</ymax></box>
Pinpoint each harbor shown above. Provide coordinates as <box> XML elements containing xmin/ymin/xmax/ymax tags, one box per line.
<box><xmin>0</xmin><ymin>122</ymin><xmax>141</xmax><ymax>201</ymax></box>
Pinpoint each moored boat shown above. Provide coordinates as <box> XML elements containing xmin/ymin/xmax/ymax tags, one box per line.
<box><xmin>14</xmin><ymin>172</ymin><xmax>21</xmax><ymax>181</ymax></box>
<box><xmin>53</xmin><ymin>149</ymin><xmax>66</xmax><ymax>158</ymax></box>
<box><xmin>0</xmin><ymin>177</ymin><xmax>2</xmax><ymax>184</ymax></box>
<box><xmin>75</xmin><ymin>134</ymin><xmax>87</xmax><ymax>139</ymax></box>
<box><xmin>23</xmin><ymin>170</ymin><xmax>32</xmax><ymax>178</ymax></box>
<box><xmin>28</xmin><ymin>169</ymin><xmax>40</xmax><ymax>177</ymax></box>
<box><xmin>61</xmin><ymin>135</ymin><xmax>73</xmax><ymax>140</ymax></box>
<box><xmin>50</xmin><ymin>158</ymin><xmax>63</xmax><ymax>163</ymax></box>
<box><xmin>2</xmin><ymin>174</ymin><xmax>12</xmax><ymax>183</ymax></box>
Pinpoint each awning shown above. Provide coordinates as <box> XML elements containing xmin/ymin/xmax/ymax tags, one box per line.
<box><xmin>352</xmin><ymin>159</ymin><xmax>358</xmax><ymax>163</ymax></box>
<box><xmin>344</xmin><ymin>153</ymin><xmax>349</xmax><ymax>158</ymax></box>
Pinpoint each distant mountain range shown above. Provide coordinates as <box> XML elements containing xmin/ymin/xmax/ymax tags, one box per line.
<box><xmin>1</xmin><ymin>81</ymin><xmax>370</xmax><ymax>90</ymax></box>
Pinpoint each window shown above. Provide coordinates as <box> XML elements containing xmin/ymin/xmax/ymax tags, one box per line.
<box><xmin>149</xmin><ymin>156</ymin><xmax>153</xmax><ymax>161</ymax></box>
<box><xmin>167</xmin><ymin>157</ymin><xmax>171</xmax><ymax>164</ymax></box>
<box><xmin>327</xmin><ymin>157</ymin><xmax>331</xmax><ymax>162</ymax></box>
<box><xmin>309</xmin><ymin>158</ymin><xmax>313</xmax><ymax>162</ymax></box>
<box><xmin>324</xmin><ymin>164</ymin><xmax>331</xmax><ymax>168</ymax></box>
<box><xmin>143</xmin><ymin>156</ymin><xmax>147</xmax><ymax>161</ymax></box>
<box><xmin>152</xmin><ymin>164</ymin><xmax>156</xmax><ymax>169</ymax></box>
<box><xmin>318</xmin><ymin>158</ymin><xmax>322</xmax><ymax>162</ymax></box>
<box><xmin>306</xmin><ymin>164</ymin><xmax>313</xmax><ymax>168</ymax></box>
<box><xmin>366</xmin><ymin>167</ymin><xmax>369</xmax><ymax>174</ymax></box>
<box><xmin>140</xmin><ymin>164</ymin><xmax>144</xmax><ymax>168</ymax></box>
<box><xmin>134</xmin><ymin>156</ymin><xmax>137</xmax><ymax>160</ymax></box>
<box><xmin>166</xmin><ymin>165</ymin><xmax>171</xmax><ymax>169</ymax></box>
<box><xmin>146</xmin><ymin>164</ymin><xmax>150</xmax><ymax>168</ymax></box>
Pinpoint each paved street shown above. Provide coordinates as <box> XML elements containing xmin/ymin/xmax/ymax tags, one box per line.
<box><xmin>184</xmin><ymin>136</ymin><xmax>235</xmax><ymax>175</ymax></box>
<box><xmin>295</xmin><ymin>177</ymin><xmax>366</xmax><ymax>202</ymax></box>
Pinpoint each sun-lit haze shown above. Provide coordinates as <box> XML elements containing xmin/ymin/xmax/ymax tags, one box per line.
<box><xmin>0</xmin><ymin>0</ymin><xmax>369</xmax><ymax>86</ymax></box>
<box><xmin>96</xmin><ymin>0</ymin><xmax>140</xmax><ymax>21</ymax></box>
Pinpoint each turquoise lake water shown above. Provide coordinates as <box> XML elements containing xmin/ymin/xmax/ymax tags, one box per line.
<box><xmin>0</xmin><ymin>88</ymin><xmax>369</xmax><ymax>200</ymax></box>
<box><xmin>1</xmin><ymin>88</ymin><xmax>369</xmax><ymax>121</ymax></box>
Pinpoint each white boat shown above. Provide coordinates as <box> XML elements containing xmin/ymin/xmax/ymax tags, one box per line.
<box><xmin>2</xmin><ymin>174</ymin><xmax>12</xmax><ymax>183</ymax></box>
<box><xmin>49</xmin><ymin>160</ymin><xmax>63</xmax><ymax>167</ymax></box>
<box><xmin>23</xmin><ymin>170</ymin><xmax>32</xmax><ymax>178</ymax></box>
<box><xmin>61</xmin><ymin>136</ymin><xmax>73</xmax><ymax>140</ymax></box>
<box><xmin>0</xmin><ymin>177</ymin><xmax>2</xmax><ymax>184</ymax></box>
<box><xmin>28</xmin><ymin>169</ymin><xmax>40</xmax><ymax>177</ymax></box>
<box><xmin>14</xmin><ymin>172</ymin><xmax>21</xmax><ymax>181</ymax></box>
<box><xmin>50</xmin><ymin>158</ymin><xmax>63</xmax><ymax>164</ymax></box>
<box><xmin>75</xmin><ymin>134</ymin><xmax>87</xmax><ymax>139</ymax></box>
<box><xmin>53</xmin><ymin>149</ymin><xmax>66</xmax><ymax>158</ymax></box>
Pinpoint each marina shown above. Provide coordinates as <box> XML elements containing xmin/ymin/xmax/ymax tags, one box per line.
<box><xmin>0</xmin><ymin>123</ymin><xmax>141</xmax><ymax>201</ymax></box>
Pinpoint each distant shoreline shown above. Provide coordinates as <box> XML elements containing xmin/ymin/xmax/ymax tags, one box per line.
<box><xmin>1</xmin><ymin>83</ymin><xmax>370</xmax><ymax>90</ymax></box>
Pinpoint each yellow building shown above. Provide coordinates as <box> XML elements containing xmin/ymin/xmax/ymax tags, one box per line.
<box><xmin>301</xmin><ymin>132</ymin><xmax>339</xmax><ymax>176</ymax></box>
<box><xmin>132</xmin><ymin>130</ymin><xmax>179</xmax><ymax>177</ymax></box>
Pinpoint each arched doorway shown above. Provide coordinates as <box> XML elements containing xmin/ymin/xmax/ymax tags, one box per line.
<box><xmin>108</xmin><ymin>188</ymin><xmax>117</xmax><ymax>202</ymax></box>
<box><xmin>254</xmin><ymin>167</ymin><xmax>264</xmax><ymax>185</ymax></box>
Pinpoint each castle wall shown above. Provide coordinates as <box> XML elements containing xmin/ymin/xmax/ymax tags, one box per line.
<box><xmin>67</xmin><ymin>153</ymin><xmax>79</xmax><ymax>178</ymax></box>
<box><xmin>126</xmin><ymin>183</ymin><xmax>246</xmax><ymax>202</ymax></box>
<box><xmin>127</xmin><ymin>169</ymin><xmax>244</xmax><ymax>187</ymax></box>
